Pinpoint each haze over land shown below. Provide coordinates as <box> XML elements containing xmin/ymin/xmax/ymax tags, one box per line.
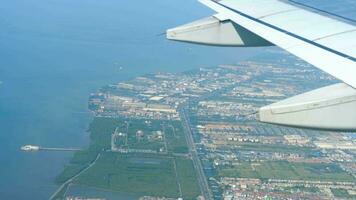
<box><xmin>0</xmin><ymin>0</ymin><xmax>355</xmax><ymax>199</ymax></box>
<box><xmin>63</xmin><ymin>49</ymin><xmax>355</xmax><ymax>199</ymax></box>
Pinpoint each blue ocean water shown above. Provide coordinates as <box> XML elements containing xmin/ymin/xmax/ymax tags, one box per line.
<box><xmin>0</xmin><ymin>0</ymin><xmax>262</xmax><ymax>199</ymax></box>
<box><xmin>0</xmin><ymin>0</ymin><xmax>354</xmax><ymax>199</ymax></box>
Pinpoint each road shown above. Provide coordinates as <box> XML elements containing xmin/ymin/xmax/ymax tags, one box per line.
<box><xmin>179</xmin><ymin>106</ymin><xmax>213</xmax><ymax>200</ymax></box>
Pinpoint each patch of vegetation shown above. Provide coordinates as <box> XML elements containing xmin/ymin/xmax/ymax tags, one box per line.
<box><xmin>125</xmin><ymin>119</ymin><xmax>165</xmax><ymax>151</ymax></box>
<box><xmin>218</xmin><ymin>161</ymin><xmax>355</xmax><ymax>182</ymax></box>
<box><xmin>283</xmin><ymin>185</ymin><xmax>320</xmax><ymax>193</ymax></box>
<box><xmin>164</xmin><ymin>121</ymin><xmax>188</xmax><ymax>154</ymax></box>
<box><xmin>331</xmin><ymin>188</ymin><xmax>355</xmax><ymax>199</ymax></box>
<box><xmin>175</xmin><ymin>158</ymin><xmax>200</xmax><ymax>198</ymax></box>
<box><xmin>56</xmin><ymin>117</ymin><xmax>118</xmax><ymax>183</ymax></box>
<box><xmin>56</xmin><ymin>117</ymin><xmax>199</xmax><ymax>199</ymax></box>
<box><xmin>56</xmin><ymin>164</ymin><xmax>86</xmax><ymax>183</ymax></box>
<box><xmin>71</xmin><ymin>153</ymin><xmax>199</xmax><ymax>199</ymax></box>
<box><xmin>89</xmin><ymin>117</ymin><xmax>122</xmax><ymax>150</ymax></box>
<box><xmin>110</xmin><ymin>118</ymin><xmax>188</xmax><ymax>153</ymax></box>
<box><xmin>74</xmin><ymin>153</ymin><xmax>180</xmax><ymax>197</ymax></box>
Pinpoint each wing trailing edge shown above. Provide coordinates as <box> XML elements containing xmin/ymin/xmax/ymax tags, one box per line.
<box><xmin>166</xmin><ymin>15</ymin><xmax>273</xmax><ymax>47</ymax></box>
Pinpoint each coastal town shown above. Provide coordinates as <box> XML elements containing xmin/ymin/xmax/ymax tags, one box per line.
<box><xmin>59</xmin><ymin>50</ymin><xmax>356</xmax><ymax>200</ymax></box>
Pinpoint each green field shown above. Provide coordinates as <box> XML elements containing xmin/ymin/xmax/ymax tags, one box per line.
<box><xmin>125</xmin><ymin>119</ymin><xmax>165</xmax><ymax>151</ymax></box>
<box><xmin>174</xmin><ymin>158</ymin><xmax>201</xmax><ymax>198</ymax></box>
<box><xmin>75</xmin><ymin>153</ymin><xmax>179</xmax><ymax>197</ymax></box>
<box><xmin>124</xmin><ymin>119</ymin><xmax>188</xmax><ymax>153</ymax></box>
<box><xmin>56</xmin><ymin>117</ymin><xmax>199</xmax><ymax>199</ymax></box>
<box><xmin>164</xmin><ymin>121</ymin><xmax>189</xmax><ymax>154</ymax></box>
<box><xmin>96</xmin><ymin>118</ymin><xmax>189</xmax><ymax>153</ymax></box>
<box><xmin>71</xmin><ymin>153</ymin><xmax>200</xmax><ymax>199</ymax></box>
<box><xmin>56</xmin><ymin>118</ymin><xmax>119</xmax><ymax>183</ymax></box>
<box><xmin>218</xmin><ymin>161</ymin><xmax>355</xmax><ymax>182</ymax></box>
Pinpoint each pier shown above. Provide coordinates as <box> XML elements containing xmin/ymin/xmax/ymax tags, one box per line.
<box><xmin>21</xmin><ymin>145</ymin><xmax>81</xmax><ymax>152</ymax></box>
<box><xmin>39</xmin><ymin>147</ymin><xmax>81</xmax><ymax>151</ymax></box>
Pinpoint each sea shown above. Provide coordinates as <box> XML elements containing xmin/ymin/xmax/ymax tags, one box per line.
<box><xmin>0</xmin><ymin>0</ymin><xmax>354</xmax><ymax>199</ymax></box>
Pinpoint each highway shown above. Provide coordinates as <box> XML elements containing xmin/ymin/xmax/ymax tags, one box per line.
<box><xmin>179</xmin><ymin>106</ymin><xmax>213</xmax><ymax>200</ymax></box>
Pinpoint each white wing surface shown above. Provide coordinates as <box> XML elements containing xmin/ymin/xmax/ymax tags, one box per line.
<box><xmin>199</xmin><ymin>0</ymin><xmax>356</xmax><ymax>88</ymax></box>
<box><xmin>167</xmin><ymin>0</ymin><xmax>356</xmax><ymax>131</ymax></box>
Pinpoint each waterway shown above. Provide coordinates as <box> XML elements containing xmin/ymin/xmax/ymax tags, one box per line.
<box><xmin>0</xmin><ymin>0</ymin><xmax>354</xmax><ymax>199</ymax></box>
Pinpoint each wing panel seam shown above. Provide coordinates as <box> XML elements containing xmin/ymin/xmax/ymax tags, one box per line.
<box><xmin>258</xmin><ymin>8</ymin><xmax>300</xmax><ymax>19</ymax></box>
<box><xmin>213</xmin><ymin>0</ymin><xmax>356</xmax><ymax>62</ymax></box>
<box><xmin>313</xmin><ymin>29</ymin><xmax>356</xmax><ymax>42</ymax></box>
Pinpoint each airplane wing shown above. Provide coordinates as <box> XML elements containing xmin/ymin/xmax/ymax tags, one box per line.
<box><xmin>167</xmin><ymin>0</ymin><xmax>356</xmax><ymax>131</ymax></box>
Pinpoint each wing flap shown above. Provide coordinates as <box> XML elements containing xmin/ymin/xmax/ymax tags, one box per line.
<box><xmin>258</xmin><ymin>83</ymin><xmax>356</xmax><ymax>131</ymax></box>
